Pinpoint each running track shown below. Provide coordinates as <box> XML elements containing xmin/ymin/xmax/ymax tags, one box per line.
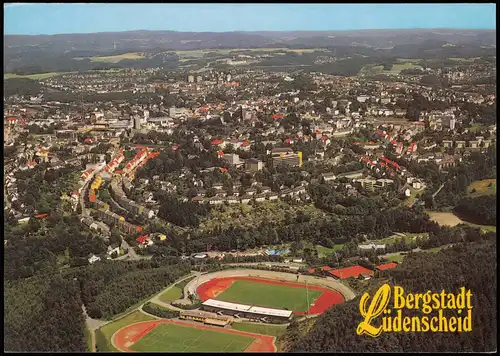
<box><xmin>196</xmin><ymin>276</ymin><xmax>345</xmax><ymax>315</ymax></box>
<box><xmin>112</xmin><ymin>320</ymin><xmax>276</xmax><ymax>352</ymax></box>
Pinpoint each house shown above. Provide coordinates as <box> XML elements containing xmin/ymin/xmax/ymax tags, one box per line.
<box><xmin>245</xmin><ymin>158</ymin><xmax>263</xmax><ymax>171</ymax></box>
<box><xmin>358</xmin><ymin>243</ymin><xmax>386</xmax><ymax>250</ymax></box>
<box><xmin>455</xmin><ymin>140</ymin><xmax>466</xmax><ymax>149</ymax></box>
<box><xmin>442</xmin><ymin>140</ymin><xmax>453</xmax><ymax>148</ymax></box>
<box><xmin>136</xmin><ymin>235</ymin><xmax>154</xmax><ymax>248</ymax></box>
<box><xmin>107</xmin><ymin>244</ymin><xmax>120</xmax><ymax>256</ymax></box>
<box><xmin>88</xmin><ymin>254</ymin><xmax>101</xmax><ymax>265</ymax></box>
<box><xmin>221</xmin><ymin>153</ymin><xmax>241</xmax><ymax>166</ymax></box>
<box><xmin>321</xmin><ymin>172</ymin><xmax>336</xmax><ymax>182</ymax></box>
<box><xmin>328</xmin><ymin>265</ymin><xmax>374</xmax><ymax>280</ymax></box>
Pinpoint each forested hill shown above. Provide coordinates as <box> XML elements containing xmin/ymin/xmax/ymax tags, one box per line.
<box><xmin>282</xmin><ymin>233</ymin><xmax>497</xmax><ymax>352</ymax></box>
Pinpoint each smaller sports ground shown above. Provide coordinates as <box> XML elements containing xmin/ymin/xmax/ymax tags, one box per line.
<box><xmin>112</xmin><ymin>319</ymin><xmax>276</xmax><ymax>352</ymax></box>
<box><xmin>196</xmin><ymin>276</ymin><xmax>345</xmax><ymax>315</ymax></box>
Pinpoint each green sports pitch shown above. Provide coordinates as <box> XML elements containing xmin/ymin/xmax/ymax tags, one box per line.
<box><xmin>215</xmin><ymin>280</ymin><xmax>322</xmax><ymax>312</ymax></box>
<box><xmin>130</xmin><ymin>323</ymin><xmax>255</xmax><ymax>352</ymax></box>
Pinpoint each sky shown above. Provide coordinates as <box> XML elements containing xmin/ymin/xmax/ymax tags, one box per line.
<box><xmin>4</xmin><ymin>3</ymin><xmax>496</xmax><ymax>35</ymax></box>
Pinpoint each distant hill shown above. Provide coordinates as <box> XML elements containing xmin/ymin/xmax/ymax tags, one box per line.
<box><xmin>3</xmin><ymin>29</ymin><xmax>496</xmax><ymax>74</ymax></box>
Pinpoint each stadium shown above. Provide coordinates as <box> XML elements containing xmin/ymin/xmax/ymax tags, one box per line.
<box><xmin>108</xmin><ymin>269</ymin><xmax>355</xmax><ymax>352</ymax></box>
<box><xmin>187</xmin><ymin>269</ymin><xmax>355</xmax><ymax>321</ymax></box>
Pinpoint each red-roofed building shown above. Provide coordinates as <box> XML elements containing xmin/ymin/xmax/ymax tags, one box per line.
<box><xmin>272</xmin><ymin>114</ymin><xmax>284</xmax><ymax>120</ymax></box>
<box><xmin>328</xmin><ymin>265</ymin><xmax>374</xmax><ymax>280</ymax></box>
<box><xmin>211</xmin><ymin>139</ymin><xmax>224</xmax><ymax>146</ymax></box>
<box><xmin>376</xmin><ymin>262</ymin><xmax>398</xmax><ymax>271</ymax></box>
<box><xmin>136</xmin><ymin>235</ymin><xmax>153</xmax><ymax>248</ymax></box>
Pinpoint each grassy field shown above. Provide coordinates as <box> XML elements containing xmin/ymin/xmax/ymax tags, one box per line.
<box><xmin>89</xmin><ymin>52</ymin><xmax>145</xmax><ymax>63</ymax></box>
<box><xmin>387</xmin><ymin>62</ymin><xmax>422</xmax><ymax>74</ymax></box>
<box><xmin>231</xmin><ymin>322</ymin><xmax>287</xmax><ymax>337</ymax></box>
<box><xmin>4</xmin><ymin>72</ymin><xmax>73</xmax><ymax>80</ymax></box>
<box><xmin>385</xmin><ymin>254</ymin><xmax>405</xmax><ymax>263</ymax></box>
<box><xmin>316</xmin><ymin>244</ymin><xmax>344</xmax><ymax>258</ymax></box>
<box><xmin>215</xmin><ymin>280</ymin><xmax>322</xmax><ymax>312</ymax></box>
<box><xmin>84</xmin><ymin>325</ymin><xmax>93</xmax><ymax>352</ymax></box>
<box><xmin>396</xmin><ymin>58</ymin><xmax>423</xmax><ymax>63</ymax></box>
<box><xmin>130</xmin><ymin>323</ymin><xmax>255</xmax><ymax>352</ymax></box>
<box><xmin>448</xmin><ymin>57</ymin><xmax>480</xmax><ymax>62</ymax></box>
<box><xmin>95</xmin><ymin>310</ymin><xmax>155</xmax><ymax>352</ymax></box>
<box><xmin>158</xmin><ymin>276</ymin><xmax>195</xmax><ymax>303</ymax></box>
<box><xmin>468</xmin><ymin>123</ymin><xmax>486</xmax><ymax>133</ymax></box>
<box><xmin>422</xmin><ymin>244</ymin><xmax>454</xmax><ymax>253</ymax></box>
<box><xmin>427</xmin><ymin>211</ymin><xmax>496</xmax><ymax>232</ymax></box>
<box><xmin>174</xmin><ymin>47</ymin><xmax>327</xmax><ymax>59</ymax></box>
<box><xmin>467</xmin><ymin>179</ymin><xmax>496</xmax><ymax>197</ymax></box>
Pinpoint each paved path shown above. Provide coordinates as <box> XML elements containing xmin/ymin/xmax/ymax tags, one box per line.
<box><xmin>82</xmin><ymin>304</ymin><xmax>109</xmax><ymax>352</ymax></box>
<box><xmin>379</xmin><ymin>247</ymin><xmax>422</xmax><ymax>259</ymax></box>
<box><xmin>432</xmin><ymin>182</ymin><xmax>446</xmax><ymax>199</ymax></box>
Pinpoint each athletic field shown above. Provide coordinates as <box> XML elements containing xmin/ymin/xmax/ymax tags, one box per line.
<box><xmin>113</xmin><ymin>320</ymin><xmax>276</xmax><ymax>352</ymax></box>
<box><xmin>196</xmin><ymin>276</ymin><xmax>345</xmax><ymax>314</ymax></box>
<box><xmin>131</xmin><ymin>323</ymin><xmax>254</xmax><ymax>352</ymax></box>
<box><xmin>216</xmin><ymin>280</ymin><xmax>322</xmax><ymax>312</ymax></box>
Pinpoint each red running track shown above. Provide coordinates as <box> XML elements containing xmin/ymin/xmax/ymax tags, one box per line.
<box><xmin>112</xmin><ymin>319</ymin><xmax>276</xmax><ymax>352</ymax></box>
<box><xmin>196</xmin><ymin>276</ymin><xmax>345</xmax><ymax>315</ymax></box>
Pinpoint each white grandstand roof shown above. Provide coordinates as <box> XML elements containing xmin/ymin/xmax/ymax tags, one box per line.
<box><xmin>202</xmin><ymin>299</ymin><xmax>293</xmax><ymax>318</ymax></box>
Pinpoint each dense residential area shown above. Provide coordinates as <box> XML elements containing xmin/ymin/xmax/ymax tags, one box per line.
<box><xmin>3</xmin><ymin>8</ymin><xmax>497</xmax><ymax>354</ymax></box>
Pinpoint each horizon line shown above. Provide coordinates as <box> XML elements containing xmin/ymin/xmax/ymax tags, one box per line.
<box><xmin>5</xmin><ymin>27</ymin><xmax>496</xmax><ymax>36</ymax></box>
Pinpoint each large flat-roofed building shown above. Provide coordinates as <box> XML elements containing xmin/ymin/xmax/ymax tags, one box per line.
<box><xmin>201</xmin><ymin>299</ymin><xmax>293</xmax><ymax>322</ymax></box>
<box><xmin>272</xmin><ymin>152</ymin><xmax>302</xmax><ymax>168</ymax></box>
<box><xmin>245</xmin><ymin>158</ymin><xmax>263</xmax><ymax>171</ymax></box>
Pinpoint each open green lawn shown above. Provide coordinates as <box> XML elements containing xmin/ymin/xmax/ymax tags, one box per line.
<box><xmin>84</xmin><ymin>325</ymin><xmax>93</xmax><ymax>352</ymax></box>
<box><xmin>158</xmin><ymin>276</ymin><xmax>195</xmax><ymax>303</ymax></box>
<box><xmin>231</xmin><ymin>322</ymin><xmax>287</xmax><ymax>337</ymax></box>
<box><xmin>468</xmin><ymin>123</ymin><xmax>486</xmax><ymax>133</ymax></box>
<box><xmin>95</xmin><ymin>311</ymin><xmax>155</xmax><ymax>352</ymax></box>
<box><xmin>396</xmin><ymin>58</ymin><xmax>423</xmax><ymax>63</ymax></box>
<box><xmin>385</xmin><ymin>254</ymin><xmax>405</xmax><ymax>263</ymax></box>
<box><xmin>174</xmin><ymin>47</ymin><xmax>327</xmax><ymax>58</ymax></box>
<box><xmin>422</xmin><ymin>244</ymin><xmax>455</xmax><ymax>253</ymax></box>
<box><xmin>216</xmin><ymin>280</ymin><xmax>322</xmax><ymax>312</ymax></box>
<box><xmin>89</xmin><ymin>52</ymin><xmax>145</xmax><ymax>63</ymax></box>
<box><xmin>387</xmin><ymin>63</ymin><xmax>422</xmax><ymax>74</ymax></box>
<box><xmin>4</xmin><ymin>72</ymin><xmax>73</xmax><ymax>80</ymax></box>
<box><xmin>467</xmin><ymin>179</ymin><xmax>496</xmax><ymax>197</ymax></box>
<box><xmin>316</xmin><ymin>244</ymin><xmax>344</xmax><ymax>258</ymax></box>
<box><xmin>448</xmin><ymin>57</ymin><xmax>480</xmax><ymax>62</ymax></box>
<box><xmin>130</xmin><ymin>323</ymin><xmax>255</xmax><ymax>352</ymax></box>
<box><xmin>466</xmin><ymin>223</ymin><xmax>496</xmax><ymax>233</ymax></box>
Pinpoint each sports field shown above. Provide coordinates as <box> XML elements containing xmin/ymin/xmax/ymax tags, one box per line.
<box><xmin>197</xmin><ymin>276</ymin><xmax>345</xmax><ymax>314</ymax></box>
<box><xmin>467</xmin><ymin>179</ymin><xmax>496</xmax><ymax>197</ymax></box>
<box><xmin>131</xmin><ymin>323</ymin><xmax>254</xmax><ymax>352</ymax></box>
<box><xmin>217</xmin><ymin>280</ymin><xmax>322</xmax><ymax>312</ymax></box>
<box><xmin>113</xmin><ymin>320</ymin><xmax>276</xmax><ymax>352</ymax></box>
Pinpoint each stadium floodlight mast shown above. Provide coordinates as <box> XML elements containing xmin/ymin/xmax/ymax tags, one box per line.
<box><xmin>305</xmin><ymin>279</ymin><xmax>310</xmax><ymax>316</ymax></box>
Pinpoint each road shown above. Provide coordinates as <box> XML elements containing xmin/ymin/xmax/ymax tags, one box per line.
<box><xmin>432</xmin><ymin>182</ymin><xmax>446</xmax><ymax>199</ymax></box>
<box><xmin>379</xmin><ymin>247</ymin><xmax>422</xmax><ymax>259</ymax></box>
<box><xmin>82</xmin><ymin>304</ymin><xmax>108</xmax><ymax>352</ymax></box>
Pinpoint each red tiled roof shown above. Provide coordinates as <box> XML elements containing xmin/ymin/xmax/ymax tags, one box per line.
<box><xmin>211</xmin><ymin>139</ymin><xmax>224</xmax><ymax>145</ymax></box>
<box><xmin>328</xmin><ymin>265</ymin><xmax>374</xmax><ymax>279</ymax></box>
<box><xmin>376</xmin><ymin>262</ymin><xmax>398</xmax><ymax>271</ymax></box>
<box><xmin>136</xmin><ymin>235</ymin><xmax>149</xmax><ymax>243</ymax></box>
